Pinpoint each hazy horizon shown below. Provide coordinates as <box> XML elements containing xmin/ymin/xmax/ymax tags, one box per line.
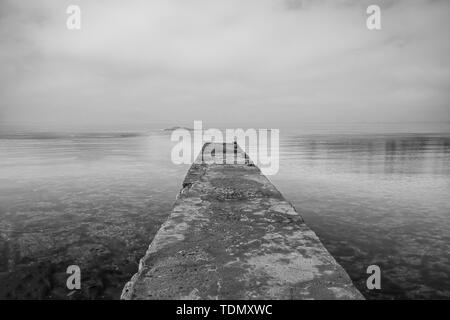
<box><xmin>1</xmin><ymin>120</ymin><xmax>450</xmax><ymax>136</ymax></box>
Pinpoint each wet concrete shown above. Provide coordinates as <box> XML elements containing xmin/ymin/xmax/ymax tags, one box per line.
<box><xmin>121</xmin><ymin>143</ymin><xmax>364</xmax><ymax>300</ymax></box>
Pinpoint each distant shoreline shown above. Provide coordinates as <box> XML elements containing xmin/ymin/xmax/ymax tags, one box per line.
<box><xmin>162</xmin><ymin>126</ymin><xmax>194</xmax><ymax>132</ymax></box>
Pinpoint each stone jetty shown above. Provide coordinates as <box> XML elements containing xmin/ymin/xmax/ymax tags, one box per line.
<box><xmin>121</xmin><ymin>143</ymin><xmax>364</xmax><ymax>300</ymax></box>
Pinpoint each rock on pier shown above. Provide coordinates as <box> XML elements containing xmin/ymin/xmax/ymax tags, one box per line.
<box><xmin>121</xmin><ymin>143</ymin><xmax>363</xmax><ymax>300</ymax></box>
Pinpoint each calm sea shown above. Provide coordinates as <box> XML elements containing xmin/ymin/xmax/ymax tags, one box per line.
<box><xmin>0</xmin><ymin>124</ymin><xmax>449</xmax><ymax>299</ymax></box>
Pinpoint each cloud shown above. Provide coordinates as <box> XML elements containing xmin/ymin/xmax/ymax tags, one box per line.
<box><xmin>0</xmin><ymin>0</ymin><xmax>449</xmax><ymax>130</ymax></box>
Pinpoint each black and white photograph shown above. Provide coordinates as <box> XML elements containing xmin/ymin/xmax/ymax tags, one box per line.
<box><xmin>0</xmin><ymin>0</ymin><xmax>449</xmax><ymax>310</ymax></box>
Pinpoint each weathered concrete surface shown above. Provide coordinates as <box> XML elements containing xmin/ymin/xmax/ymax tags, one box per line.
<box><xmin>121</xmin><ymin>143</ymin><xmax>364</xmax><ymax>300</ymax></box>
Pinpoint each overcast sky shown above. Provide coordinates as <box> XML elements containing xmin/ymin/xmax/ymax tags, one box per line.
<box><xmin>0</xmin><ymin>0</ymin><xmax>449</xmax><ymax>131</ymax></box>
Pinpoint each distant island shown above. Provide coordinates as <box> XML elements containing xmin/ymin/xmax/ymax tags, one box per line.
<box><xmin>162</xmin><ymin>126</ymin><xmax>194</xmax><ymax>131</ymax></box>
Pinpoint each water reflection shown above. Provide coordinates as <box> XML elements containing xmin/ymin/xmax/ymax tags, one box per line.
<box><xmin>0</xmin><ymin>131</ymin><xmax>449</xmax><ymax>299</ymax></box>
<box><xmin>0</xmin><ymin>132</ymin><xmax>188</xmax><ymax>299</ymax></box>
<box><xmin>281</xmin><ymin>134</ymin><xmax>450</xmax><ymax>175</ymax></box>
<box><xmin>272</xmin><ymin>133</ymin><xmax>450</xmax><ymax>299</ymax></box>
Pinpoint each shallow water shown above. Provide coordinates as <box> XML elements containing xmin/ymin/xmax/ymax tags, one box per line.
<box><xmin>0</xmin><ymin>129</ymin><xmax>449</xmax><ymax>299</ymax></box>
<box><xmin>271</xmin><ymin>132</ymin><xmax>450</xmax><ymax>299</ymax></box>
<box><xmin>0</xmin><ymin>132</ymin><xmax>188</xmax><ymax>299</ymax></box>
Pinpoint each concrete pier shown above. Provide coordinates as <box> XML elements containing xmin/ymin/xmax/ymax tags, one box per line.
<box><xmin>121</xmin><ymin>143</ymin><xmax>364</xmax><ymax>300</ymax></box>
